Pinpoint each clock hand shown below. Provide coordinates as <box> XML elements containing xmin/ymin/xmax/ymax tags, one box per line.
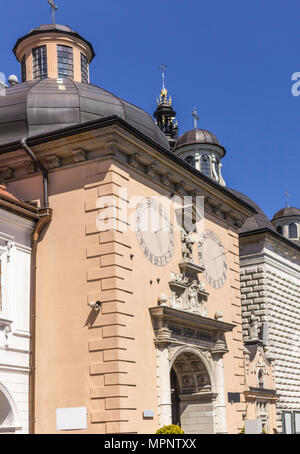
<box><xmin>155</xmin><ymin>230</ymin><xmax>164</xmax><ymax>256</ymax></box>
<box><xmin>154</xmin><ymin>224</ymin><xmax>169</xmax><ymax>234</ymax></box>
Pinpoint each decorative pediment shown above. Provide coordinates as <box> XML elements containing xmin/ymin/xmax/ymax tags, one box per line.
<box><xmin>150</xmin><ymin>305</ymin><xmax>234</xmax><ymax>354</ymax></box>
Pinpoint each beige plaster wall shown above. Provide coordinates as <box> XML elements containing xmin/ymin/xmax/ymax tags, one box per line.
<box><xmin>8</xmin><ymin>155</ymin><xmax>246</xmax><ymax>434</ymax></box>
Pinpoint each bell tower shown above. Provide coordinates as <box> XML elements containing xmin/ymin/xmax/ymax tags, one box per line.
<box><xmin>153</xmin><ymin>64</ymin><xmax>178</xmax><ymax>149</ymax></box>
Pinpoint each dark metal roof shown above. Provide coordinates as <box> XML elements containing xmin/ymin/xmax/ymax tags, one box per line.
<box><xmin>230</xmin><ymin>189</ymin><xmax>300</xmax><ymax>252</ymax></box>
<box><xmin>228</xmin><ymin>188</ymin><xmax>275</xmax><ymax>233</ymax></box>
<box><xmin>272</xmin><ymin>206</ymin><xmax>300</xmax><ymax>221</ymax></box>
<box><xmin>0</xmin><ymin>113</ymin><xmax>257</xmax><ymax>216</ymax></box>
<box><xmin>0</xmin><ymin>78</ymin><xmax>169</xmax><ymax>149</ymax></box>
<box><xmin>13</xmin><ymin>24</ymin><xmax>95</xmax><ymax>61</ymax></box>
<box><xmin>175</xmin><ymin>128</ymin><xmax>224</xmax><ymax>151</ymax></box>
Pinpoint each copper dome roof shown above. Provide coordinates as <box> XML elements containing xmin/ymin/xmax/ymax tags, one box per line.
<box><xmin>174</xmin><ymin>128</ymin><xmax>226</xmax><ymax>156</ymax></box>
<box><xmin>175</xmin><ymin>129</ymin><xmax>221</xmax><ymax>147</ymax></box>
<box><xmin>272</xmin><ymin>206</ymin><xmax>300</xmax><ymax>220</ymax></box>
<box><xmin>0</xmin><ymin>78</ymin><xmax>169</xmax><ymax>149</ymax></box>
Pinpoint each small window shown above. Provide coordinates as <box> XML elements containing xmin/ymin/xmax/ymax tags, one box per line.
<box><xmin>81</xmin><ymin>53</ymin><xmax>89</xmax><ymax>83</ymax></box>
<box><xmin>258</xmin><ymin>369</ymin><xmax>264</xmax><ymax>389</ymax></box>
<box><xmin>200</xmin><ymin>155</ymin><xmax>211</xmax><ymax>178</ymax></box>
<box><xmin>276</xmin><ymin>225</ymin><xmax>283</xmax><ymax>235</ymax></box>
<box><xmin>289</xmin><ymin>223</ymin><xmax>298</xmax><ymax>239</ymax></box>
<box><xmin>185</xmin><ymin>156</ymin><xmax>195</xmax><ymax>167</ymax></box>
<box><xmin>32</xmin><ymin>46</ymin><xmax>48</xmax><ymax>80</ymax></box>
<box><xmin>21</xmin><ymin>55</ymin><xmax>26</xmax><ymax>82</ymax></box>
<box><xmin>57</xmin><ymin>45</ymin><xmax>74</xmax><ymax>80</ymax></box>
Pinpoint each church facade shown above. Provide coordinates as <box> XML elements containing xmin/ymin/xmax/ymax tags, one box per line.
<box><xmin>0</xmin><ymin>18</ymin><xmax>298</xmax><ymax>434</ymax></box>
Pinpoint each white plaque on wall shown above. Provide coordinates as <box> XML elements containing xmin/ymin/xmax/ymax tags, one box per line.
<box><xmin>245</xmin><ymin>419</ymin><xmax>263</xmax><ymax>435</ymax></box>
<box><xmin>56</xmin><ymin>407</ymin><xmax>87</xmax><ymax>431</ymax></box>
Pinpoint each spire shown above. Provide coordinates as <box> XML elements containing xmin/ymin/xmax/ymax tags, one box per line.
<box><xmin>191</xmin><ymin>107</ymin><xmax>199</xmax><ymax>129</ymax></box>
<box><xmin>48</xmin><ymin>0</ymin><xmax>58</xmax><ymax>24</ymax></box>
<box><xmin>159</xmin><ymin>64</ymin><xmax>167</xmax><ymax>90</ymax></box>
<box><xmin>285</xmin><ymin>188</ymin><xmax>291</xmax><ymax>208</ymax></box>
<box><xmin>154</xmin><ymin>64</ymin><xmax>178</xmax><ymax>150</ymax></box>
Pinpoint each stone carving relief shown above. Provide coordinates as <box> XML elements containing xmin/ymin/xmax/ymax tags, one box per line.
<box><xmin>169</xmin><ymin>272</ymin><xmax>208</xmax><ymax>316</ymax></box>
<box><xmin>166</xmin><ymin>229</ymin><xmax>209</xmax><ymax>316</ymax></box>
<box><xmin>181</xmin><ymin>229</ymin><xmax>196</xmax><ymax>262</ymax></box>
<box><xmin>0</xmin><ymin>324</ymin><xmax>11</xmax><ymax>348</ymax></box>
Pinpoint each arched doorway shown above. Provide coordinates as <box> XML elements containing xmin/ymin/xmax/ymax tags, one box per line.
<box><xmin>170</xmin><ymin>352</ymin><xmax>215</xmax><ymax>434</ymax></box>
<box><xmin>0</xmin><ymin>385</ymin><xmax>18</xmax><ymax>433</ymax></box>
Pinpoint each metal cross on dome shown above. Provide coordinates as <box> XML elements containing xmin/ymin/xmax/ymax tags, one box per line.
<box><xmin>191</xmin><ymin>107</ymin><xmax>199</xmax><ymax>129</ymax></box>
<box><xmin>159</xmin><ymin>64</ymin><xmax>167</xmax><ymax>90</ymax></box>
<box><xmin>48</xmin><ymin>0</ymin><xmax>58</xmax><ymax>24</ymax></box>
<box><xmin>285</xmin><ymin>188</ymin><xmax>291</xmax><ymax>208</ymax></box>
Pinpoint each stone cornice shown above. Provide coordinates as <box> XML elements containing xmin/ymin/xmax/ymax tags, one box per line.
<box><xmin>0</xmin><ymin>117</ymin><xmax>256</xmax><ymax>230</ymax></box>
<box><xmin>244</xmin><ymin>389</ymin><xmax>279</xmax><ymax>402</ymax></box>
<box><xmin>240</xmin><ymin>231</ymin><xmax>300</xmax><ymax>270</ymax></box>
<box><xmin>149</xmin><ymin>306</ymin><xmax>235</xmax><ymax>334</ymax></box>
<box><xmin>239</xmin><ymin>228</ymin><xmax>300</xmax><ymax>255</ymax></box>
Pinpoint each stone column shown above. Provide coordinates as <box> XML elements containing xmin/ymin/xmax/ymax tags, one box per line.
<box><xmin>157</xmin><ymin>341</ymin><xmax>172</xmax><ymax>427</ymax></box>
<box><xmin>212</xmin><ymin>350</ymin><xmax>228</xmax><ymax>434</ymax></box>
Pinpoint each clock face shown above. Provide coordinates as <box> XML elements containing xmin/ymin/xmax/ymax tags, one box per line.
<box><xmin>198</xmin><ymin>230</ymin><xmax>228</xmax><ymax>289</ymax></box>
<box><xmin>135</xmin><ymin>197</ymin><xmax>174</xmax><ymax>266</ymax></box>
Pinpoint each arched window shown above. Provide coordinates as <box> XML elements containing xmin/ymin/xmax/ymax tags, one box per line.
<box><xmin>0</xmin><ymin>389</ymin><xmax>14</xmax><ymax>430</ymax></box>
<box><xmin>81</xmin><ymin>53</ymin><xmax>89</xmax><ymax>83</ymax></box>
<box><xmin>258</xmin><ymin>369</ymin><xmax>264</xmax><ymax>389</ymax></box>
<box><xmin>200</xmin><ymin>155</ymin><xmax>211</xmax><ymax>178</ymax></box>
<box><xmin>57</xmin><ymin>45</ymin><xmax>74</xmax><ymax>80</ymax></box>
<box><xmin>276</xmin><ymin>225</ymin><xmax>283</xmax><ymax>235</ymax></box>
<box><xmin>185</xmin><ymin>156</ymin><xmax>195</xmax><ymax>167</ymax></box>
<box><xmin>289</xmin><ymin>223</ymin><xmax>298</xmax><ymax>239</ymax></box>
<box><xmin>32</xmin><ymin>46</ymin><xmax>47</xmax><ymax>80</ymax></box>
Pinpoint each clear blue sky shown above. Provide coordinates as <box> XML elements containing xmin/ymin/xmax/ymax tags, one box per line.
<box><xmin>1</xmin><ymin>0</ymin><xmax>299</xmax><ymax>218</ymax></box>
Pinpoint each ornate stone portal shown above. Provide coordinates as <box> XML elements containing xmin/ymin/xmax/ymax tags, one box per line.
<box><xmin>150</xmin><ymin>305</ymin><xmax>234</xmax><ymax>434</ymax></box>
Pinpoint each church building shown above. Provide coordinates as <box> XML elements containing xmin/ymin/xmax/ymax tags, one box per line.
<box><xmin>0</xmin><ymin>9</ymin><xmax>298</xmax><ymax>434</ymax></box>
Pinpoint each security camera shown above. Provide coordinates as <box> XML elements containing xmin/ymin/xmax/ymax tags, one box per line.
<box><xmin>88</xmin><ymin>301</ymin><xmax>101</xmax><ymax>311</ymax></box>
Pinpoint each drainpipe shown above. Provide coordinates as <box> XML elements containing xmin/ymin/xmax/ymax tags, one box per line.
<box><xmin>20</xmin><ymin>138</ymin><xmax>51</xmax><ymax>433</ymax></box>
<box><xmin>21</xmin><ymin>138</ymin><xmax>49</xmax><ymax>208</ymax></box>
<box><xmin>29</xmin><ymin>208</ymin><xmax>52</xmax><ymax>434</ymax></box>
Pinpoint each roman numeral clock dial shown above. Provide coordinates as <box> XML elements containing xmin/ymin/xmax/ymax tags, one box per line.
<box><xmin>198</xmin><ymin>230</ymin><xmax>228</xmax><ymax>289</ymax></box>
<box><xmin>135</xmin><ymin>197</ymin><xmax>175</xmax><ymax>266</ymax></box>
